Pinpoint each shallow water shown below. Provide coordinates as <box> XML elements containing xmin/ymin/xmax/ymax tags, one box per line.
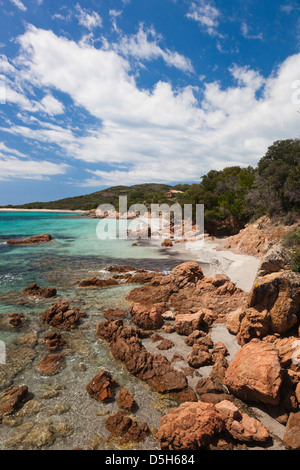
<box><xmin>0</xmin><ymin>211</ymin><xmax>197</xmax><ymax>450</ymax></box>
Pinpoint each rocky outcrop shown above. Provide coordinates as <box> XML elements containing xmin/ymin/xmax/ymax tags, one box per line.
<box><xmin>157</xmin><ymin>401</ymin><xmax>224</xmax><ymax>450</ymax></box>
<box><xmin>97</xmin><ymin>319</ymin><xmax>188</xmax><ymax>394</ymax></box>
<box><xmin>42</xmin><ymin>301</ymin><xmax>86</xmax><ymax>330</ymax></box>
<box><xmin>86</xmin><ymin>371</ymin><xmax>117</xmax><ymax>402</ymax></box>
<box><xmin>40</xmin><ymin>332</ymin><xmax>66</xmax><ymax>351</ymax></box>
<box><xmin>219</xmin><ymin>216</ymin><xmax>296</xmax><ymax>257</ymax></box>
<box><xmin>105</xmin><ymin>411</ymin><xmax>150</xmax><ymax>443</ymax></box>
<box><xmin>22</xmin><ymin>283</ymin><xmax>56</xmax><ymax>299</ymax></box>
<box><xmin>0</xmin><ymin>385</ymin><xmax>30</xmax><ymax>419</ymax></box>
<box><xmin>129</xmin><ymin>302</ymin><xmax>164</xmax><ymax>330</ymax></box>
<box><xmin>37</xmin><ymin>354</ymin><xmax>65</xmax><ymax>376</ymax></box>
<box><xmin>236</xmin><ymin>270</ymin><xmax>300</xmax><ymax>345</ymax></box>
<box><xmin>215</xmin><ymin>400</ymin><xmax>270</xmax><ymax>443</ymax></box>
<box><xmin>78</xmin><ymin>277</ymin><xmax>118</xmax><ymax>288</ymax></box>
<box><xmin>126</xmin><ymin>262</ymin><xmax>247</xmax><ymax>323</ymax></box>
<box><xmin>117</xmin><ymin>389</ymin><xmax>136</xmax><ymax>411</ymax></box>
<box><xmin>175</xmin><ymin>312</ymin><xmax>205</xmax><ymax>336</ymax></box>
<box><xmin>224</xmin><ymin>341</ymin><xmax>283</xmax><ymax>405</ymax></box>
<box><xmin>7</xmin><ymin>234</ymin><xmax>52</xmax><ymax>245</ymax></box>
<box><xmin>283</xmin><ymin>411</ymin><xmax>300</xmax><ymax>450</ymax></box>
<box><xmin>161</xmin><ymin>239</ymin><xmax>173</xmax><ymax>247</ymax></box>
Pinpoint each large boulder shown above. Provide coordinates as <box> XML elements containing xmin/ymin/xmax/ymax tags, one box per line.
<box><xmin>86</xmin><ymin>371</ymin><xmax>117</xmax><ymax>402</ymax></box>
<box><xmin>7</xmin><ymin>234</ymin><xmax>52</xmax><ymax>245</ymax></box>
<box><xmin>236</xmin><ymin>270</ymin><xmax>300</xmax><ymax>344</ymax></box>
<box><xmin>129</xmin><ymin>302</ymin><xmax>164</xmax><ymax>330</ymax></box>
<box><xmin>170</xmin><ymin>262</ymin><xmax>204</xmax><ymax>289</ymax></box>
<box><xmin>0</xmin><ymin>385</ymin><xmax>30</xmax><ymax>419</ymax></box>
<box><xmin>42</xmin><ymin>301</ymin><xmax>86</xmax><ymax>330</ymax></box>
<box><xmin>215</xmin><ymin>400</ymin><xmax>270</xmax><ymax>443</ymax></box>
<box><xmin>157</xmin><ymin>401</ymin><xmax>224</xmax><ymax>450</ymax></box>
<box><xmin>22</xmin><ymin>283</ymin><xmax>56</xmax><ymax>299</ymax></box>
<box><xmin>224</xmin><ymin>341</ymin><xmax>283</xmax><ymax>405</ymax></box>
<box><xmin>283</xmin><ymin>412</ymin><xmax>300</xmax><ymax>450</ymax></box>
<box><xmin>175</xmin><ymin>311</ymin><xmax>205</xmax><ymax>336</ymax></box>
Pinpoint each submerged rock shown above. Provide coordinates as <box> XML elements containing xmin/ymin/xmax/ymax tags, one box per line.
<box><xmin>0</xmin><ymin>385</ymin><xmax>30</xmax><ymax>419</ymax></box>
<box><xmin>78</xmin><ymin>277</ymin><xmax>118</xmax><ymax>288</ymax></box>
<box><xmin>37</xmin><ymin>354</ymin><xmax>65</xmax><ymax>376</ymax></box>
<box><xmin>7</xmin><ymin>234</ymin><xmax>52</xmax><ymax>245</ymax></box>
<box><xmin>42</xmin><ymin>300</ymin><xmax>86</xmax><ymax>330</ymax></box>
<box><xmin>22</xmin><ymin>283</ymin><xmax>57</xmax><ymax>299</ymax></box>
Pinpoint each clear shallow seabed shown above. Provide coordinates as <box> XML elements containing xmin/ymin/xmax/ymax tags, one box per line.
<box><xmin>0</xmin><ymin>211</ymin><xmax>199</xmax><ymax>450</ymax></box>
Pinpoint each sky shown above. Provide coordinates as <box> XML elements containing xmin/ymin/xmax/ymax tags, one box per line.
<box><xmin>0</xmin><ymin>0</ymin><xmax>300</xmax><ymax>205</ymax></box>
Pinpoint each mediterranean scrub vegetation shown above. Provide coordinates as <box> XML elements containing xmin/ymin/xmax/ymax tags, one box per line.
<box><xmin>3</xmin><ymin>138</ymin><xmax>300</xmax><ymax>237</ymax></box>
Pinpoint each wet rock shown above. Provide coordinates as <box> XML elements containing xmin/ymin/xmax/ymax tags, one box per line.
<box><xmin>78</xmin><ymin>277</ymin><xmax>118</xmax><ymax>288</ymax></box>
<box><xmin>42</xmin><ymin>300</ymin><xmax>86</xmax><ymax>330</ymax></box>
<box><xmin>129</xmin><ymin>302</ymin><xmax>164</xmax><ymax>330</ymax></box>
<box><xmin>105</xmin><ymin>410</ymin><xmax>150</xmax><ymax>443</ymax></box>
<box><xmin>86</xmin><ymin>370</ymin><xmax>117</xmax><ymax>402</ymax></box>
<box><xmin>224</xmin><ymin>341</ymin><xmax>283</xmax><ymax>405</ymax></box>
<box><xmin>215</xmin><ymin>400</ymin><xmax>270</xmax><ymax>443</ymax></box>
<box><xmin>157</xmin><ymin>401</ymin><xmax>224</xmax><ymax>450</ymax></box>
<box><xmin>8</xmin><ymin>313</ymin><xmax>26</xmax><ymax>328</ymax></box>
<box><xmin>41</xmin><ymin>331</ymin><xmax>66</xmax><ymax>351</ymax></box>
<box><xmin>106</xmin><ymin>265</ymin><xmax>136</xmax><ymax>273</ymax></box>
<box><xmin>37</xmin><ymin>354</ymin><xmax>65</xmax><ymax>376</ymax></box>
<box><xmin>0</xmin><ymin>385</ymin><xmax>30</xmax><ymax>419</ymax></box>
<box><xmin>7</xmin><ymin>234</ymin><xmax>52</xmax><ymax>245</ymax></box>
<box><xmin>109</xmin><ymin>323</ymin><xmax>188</xmax><ymax>393</ymax></box>
<box><xmin>117</xmin><ymin>389</ymin><xmax>136</xmax><ymax>411</ymax></box>
<box><xmin>5</xmin><ymin>421</ymin><xmax>56</xmax><ymax>449</ymax></box>
<box><xmin>22</xmin><ymin>283</ymin><xmax>57</xmax><ymax>299</ymax></box>
<box><xmin>102</xmin><ymin>308</ymin><xmax>127</xmax><ymax>320</ymax></box>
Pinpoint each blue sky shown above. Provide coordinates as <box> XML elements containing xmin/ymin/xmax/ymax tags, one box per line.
<box><xmin>0</xmin><ymin>0</ymin><xmax>300</xmax><ymax>204</ymax></box>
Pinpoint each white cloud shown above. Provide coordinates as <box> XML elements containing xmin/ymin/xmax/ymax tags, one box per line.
<box><xmin>241</xmin><ymin>23</ymin><xmax>263</xmax><ymax>40</ymax></box>
<box><xmin>10</xmin><ymin>0</ymin><xmax>27</xmax><ymax>12</ymax></box>
<box><xmin>186</xmin><ymin>0</ymin><xmax>221</xmax><ymax>37</ymax></box>
<box><xmin>75</xmin><ymin>4</ymin><xmax>102</xmax><ymax>31</ymax></box>
<box><xmin>40</xmin><ymin>94</ymin><xmax>64</xmax><ymax>115</ymax></box>
<box><xmin>114</xmin><ymin>23</ymin><xmax>194</xmax><ymax>73</ymax></box>
<box><xmin>2</xmin><ymin>25</ymin><xmax>300</xmax><ymax>187</ymax></box>
<box><xmin>0</xmin><ymin>144</ymin><xmax>69</xmax><ymax>181</ymax></box>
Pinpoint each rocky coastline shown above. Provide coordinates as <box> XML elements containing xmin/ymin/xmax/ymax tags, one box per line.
<box><xmin>0</xmin><ymin>227</ymin><xmax>299</xmax><ymax>450</ymax></box>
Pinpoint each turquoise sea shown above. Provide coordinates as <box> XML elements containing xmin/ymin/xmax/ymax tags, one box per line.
<box><xmin>0</xmin><ymin>211</ymin><xmax>195</xmax><ymax>450</ymax></box>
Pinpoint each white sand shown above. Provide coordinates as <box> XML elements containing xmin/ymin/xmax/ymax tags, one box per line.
<box><xmin>176</xmin><ymin>237</ymin><xmax>261</xmax><ymax>293</ymax></box>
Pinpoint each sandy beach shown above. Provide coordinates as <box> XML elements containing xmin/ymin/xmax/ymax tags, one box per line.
<box><xmin>0</xmin><ymin>209</ymin><xmax>85</xmax><ymax>213</ymax></box>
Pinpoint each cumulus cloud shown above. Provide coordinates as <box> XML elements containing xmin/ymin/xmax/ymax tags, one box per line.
<box><xmin>10</xmin><ymin>0</ymin><xmax>27</xmax><ymax>12</ymax></box>
<box><xmin>113</xmin><ymin>23</ymin><xmax>194</xmax><ymax>73</ymax></box>
<box><xmin>0</xmin><ymin>143</ymin><xmax>69</xmax><ymax>181</ymax></box>
<box><xmin>1</xmin><ymin>25</ymin><xmax>300</xmax><ymax>187</ymax></box>
<box><xmin>186</xmin><ymin>0</ymin><xmax>221</xmax><ymax>37</ymax></box>
<box><xmin>75</xmin><ymin>4</ymin><xmax>102</xmax><ymax>31</ymax></box>
<box><xmin>241</xmin><ymin>23</ymin><xmax>263</xmax><ymax>40</ymax></box>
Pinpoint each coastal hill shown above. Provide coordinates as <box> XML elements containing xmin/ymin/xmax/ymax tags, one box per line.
<box><xmin>2</xmin><ymin>139</ymin><xmax>299</xmax><ymax>235</ymax></box>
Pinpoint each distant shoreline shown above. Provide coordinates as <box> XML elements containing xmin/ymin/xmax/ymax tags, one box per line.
<box><xmin>0</xmin><ymin>209</ymin><xmax>85</xmax><ymax>213</ymax></box>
